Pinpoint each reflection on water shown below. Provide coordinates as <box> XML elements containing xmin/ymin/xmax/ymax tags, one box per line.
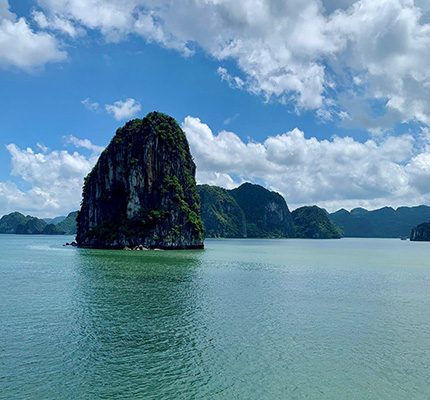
<box><xmin>1</xmin><ymin>236</ymin><xmax>430</xmax><ymax>399</ymax></box>
<box><xmin>69</xmin><ymin>249</ymin><xmax>209</xmax><ymax>399</ymax></box>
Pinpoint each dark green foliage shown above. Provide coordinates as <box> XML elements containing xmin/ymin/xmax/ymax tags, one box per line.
<box><xmin>198</xmin><ymin>182</ymin><xmax>295</xmax><ymax>238</ymax></box>
<box><xmin>329</xmin><ymin>205</ymin><xmax>430</xmax><ymax>237</ymax></box>
<box><xmin>77</xmin><ymin>111</ymin><xmax>204</xmax><ymax>249</ymax></box>
<box><xmin>0</xmin><ymin>211</ymin><xmax>77</xmax><ymax>234</ymax></box>
<box><xmin>230</xmin><ymin>182</ymin><xmax>295</xmax><ymax>238</ymax></box>
<box><xmin>329</xmin><ymin>209</ymin><xmax>375</xmax><ymax>237</ymax></box>
<box><xmin>293</xmin><ymin>206</ymin><xmax>342</xmax><ymax>239</ymax></box>
<box><xmin>44</xmin><ymin>215</ymin><xmax>67</xmax><ymax>225</ymax></box>
<box><xmin>15</xmin><ymin>217</ymin><xmax>47</xmax><ymax>235</ymax></box>
<box><xmin>410</xmin><ymin>222</ymin><xmax>430</xmax><ymax>241</ymax></box>
<box><xmin>0</xmin><ymin>212</ymin><xmax>30</xmax><ymax>233</ymax></box>
<box><xmin>0</xmin><ymin>212</ymin><xmax>59</xmax><ymax>234</ymax></box>
<box><xmin>42</xmin><ymin>224</ymin><xmax>66</xmax><ymax>235</ymax></box>
<box><xmin>198</xmin><ymin>185</ymin><xmax>246</xmax><ymax>238</ymax></box>
<box><xmin>55</xmin><ymin>211</ymin><xmax>78</xmax><ymax>234</ymax></box>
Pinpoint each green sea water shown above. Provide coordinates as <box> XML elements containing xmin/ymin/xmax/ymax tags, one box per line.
<box><xmin>1</xmin><ymin>235</ymin><xmax>430</xmax><ymax>399</ymax></box>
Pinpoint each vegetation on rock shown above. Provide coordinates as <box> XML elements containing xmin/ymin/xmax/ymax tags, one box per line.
<box><xmin>197</xmin><ymin>185</ymin><xmax>246</xmax><ymax>237</ymax></box>
<box><xmin>329</xmin><ymin>205</ymin><xmax>430</xmax><ymax>238</ymax></box>
<box><xmin>198</xmin><ymin>182</ymin><xmax>295</xmax><ymax>238</ymax></box>
<box><xmin>76</xmin><ymin>112</ymin><xmax>204</xmax><ymax>249</ymax></box>
<box><xmin>0</xmin><ymin>212</ymin><xmax>34</xmax><ymax>234</ymax></box>
<box><xmin>56</xmin><ymin>211</ymin><xmax>78</xmax><ymax>234</ymax></box>
<box><xmin>230</xmin><ymin>183</ymin><xmax>295</xmax><ymax>238</ymax></box>
<box><xmin>410</xmin><ymin>222</ymin><xmax>430</xmax><ymax>241</ymax></box>
<box><xmin>293</xmin><ymin>206</ymin><xmax>342</xmax><ymax>239</ymax></box>
<box><xmin>0</xmin><ymin>211</ymin><xmax>77</xmax><ymax>235</ymax></box>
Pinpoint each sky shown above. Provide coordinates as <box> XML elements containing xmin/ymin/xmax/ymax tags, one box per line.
<box><xmin>2</xmin><ymin>0</ymin><xmax>430</xmax><ymax>217</ymax></box>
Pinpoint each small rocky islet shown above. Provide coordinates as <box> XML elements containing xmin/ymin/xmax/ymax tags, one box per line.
<box><xmin>76</xmin><ymin>112</ymin><xmax>204</xmax><ymax>249</ymax></box>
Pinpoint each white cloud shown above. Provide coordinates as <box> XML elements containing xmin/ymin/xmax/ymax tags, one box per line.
<box><xmin>182</xmin><ymin>115</ymin><xmax>430</xmax><ymax>211</ymax></box>
<box><xmin>0</xmin><ymin>0</ymin><xmax>66</xmax><ymax>71</ymax></box>
<box><xmin>0</xmin><ymin>138</ymin><xmax>102</xmax><ymax>217</ymax></box>
<box><xmin>64</xmin><ymin>135</ymin><xmax>105</xmax><ymax>153</ymax></box>
<box><xmin>34</xmin><ymin>0</ymin><xmax>430</xmax><ymax>128</ymax></box>
<box><xmin>33</xmin><ymin>10</ymin><xmax>83</xmax><ymax>38</ymax></box>
<box><xmin>105</xmin><ymin>98</ymin><xmax>141</xmax><ymax>120</ymax></box>
<box><xmin>217</xmin><ymin>67</ymin><xmax>245</xmax><ymax>91</ymax></box>
<box><xmin>3</xmin><ymin>114</ymin><xmax>430</xmax><ymax>218</ymax></box>
<box><xmin>81</xmin><ymin>98</ymin><xmax>100</xmax><ymax>112</ymax></box>
<box><xmin>0</xmin><ymin>0</ymin><xmax>14</xmax><ymax>21</ymax></box>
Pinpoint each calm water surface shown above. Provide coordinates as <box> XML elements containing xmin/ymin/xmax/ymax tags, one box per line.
<box><xmin>1</xmin><ymin>235</ymin><xmax>430</xmax><ymax>399</ymax></box>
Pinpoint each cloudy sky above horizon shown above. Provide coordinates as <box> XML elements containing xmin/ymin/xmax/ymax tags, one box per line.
<box><xmin>2</xmin><ymin>0</ymin><xmax>430</xmax><ymax>217</ymax></box>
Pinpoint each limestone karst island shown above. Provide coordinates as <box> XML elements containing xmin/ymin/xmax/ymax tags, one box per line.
<box><xmin>76</xmin><ymin>112</ymin><xmax>204</xmax><ymax>249</ymax></box>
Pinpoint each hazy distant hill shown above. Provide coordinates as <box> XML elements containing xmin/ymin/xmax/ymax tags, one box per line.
<box><xmin>44</xmin><ymin>215</ymin><xmax>67</xmax><ymax>225</ymax></box>
<box><xmin>329</xmin><ymin>205</ymin><xmax>430</xmax><ymax>237</ymax></box>
<box><xmin>0</xmin><ymin>211</ymin><xmax>77</xmax><ymax>235</ymax></box>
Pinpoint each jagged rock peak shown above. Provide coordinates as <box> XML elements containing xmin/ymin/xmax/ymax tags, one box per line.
<box><xmin>76</xmin><ymin>111</ymin><xmax>204</xmax><ymax>249</ymax></box>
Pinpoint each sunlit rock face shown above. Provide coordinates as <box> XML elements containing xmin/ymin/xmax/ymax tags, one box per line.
<box><xmin>76</xmin><ymin>112</ymin><xmax>204</xmax><ymax>249</ymax></box>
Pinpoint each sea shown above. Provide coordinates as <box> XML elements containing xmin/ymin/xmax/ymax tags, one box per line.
<box><xmin>1</xmin><ymin>235</ymin><xmax>430</xmax><ymax>399</ymax></box>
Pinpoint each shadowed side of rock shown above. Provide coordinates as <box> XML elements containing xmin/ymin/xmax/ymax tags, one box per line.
<box><xmin>410</xmin><ymin>222</ymin><xmax>430</xmax><ymax>241</ymax></box>
<box><xmin>76</xmin><ymin>112</ymin><xmax>204</xmax><ymax>249</ymax></box>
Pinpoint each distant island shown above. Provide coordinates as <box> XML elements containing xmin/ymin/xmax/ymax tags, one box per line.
<box><xmin>293</xmin><ymin>206</ymin><xmax>342</xmax><ymax>239</ymax></box>
<box><xmin>0</xmin><ymin>211</ymin><xmax>77</xmax><ymax>235</ymax></box>
<box><xmin>328</xmin><ymin>206</ymin><xmax>430</xmax><ymax>238</ymax></box>
<box><xmin>3</xmin><ymin>194</ymin><xmax>430</xmax><ymax>241</ymax></box>
<box><xmin>198</xmin><ymin>183</ymin><xmax>339</xmax><ymax>239</ymax></box>
<box><xmin>3</xmin><ymin>193</ymin><xmax>430</xmax><ymax>241</ymax></box>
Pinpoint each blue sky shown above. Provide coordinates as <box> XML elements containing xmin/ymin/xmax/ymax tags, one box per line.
<box><xmin>2</xmin><ymin>0</ymin><xmax>430</xmax><ymax>217</ymax></box>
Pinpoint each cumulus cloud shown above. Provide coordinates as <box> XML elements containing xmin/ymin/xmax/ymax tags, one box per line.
<box><xmin>105</xmin><ymin>98</ymin><xmax>141</xmax><ymax>120</ymax></box>
<box><xmin>0</xmin><ymin>138</ymin><xmax>102</xmax><ymax>217</ymax></box>
<box><xmin>0</xmin><ymin>0</ymin><xmax>14</xmax><ymax>21</ymax></box>
<box><xmin>183</xmin><ymin>115</ymin><xmax>430</xmax><ymax>211</ymax></box>
<box><xmin>3</xmin><ymin>115</ymin><xmax>430</xmax><ymax>217</ymax></box>
<box><xmin>0</xmin><ymin>0</ymin><xmax>66</xmax><ymax>70</ymax></box>
<box><xmin>33</xmin><ymin>0</ymin><xmax>430</xmax><ymax>129</ymax></box>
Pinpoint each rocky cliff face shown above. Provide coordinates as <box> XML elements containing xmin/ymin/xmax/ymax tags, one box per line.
<box><xmin>293</xmin><ymin>206</ymin><xmax>342</xmax><ymax>239</ymax></box>
<box><xmin>229</xmin><ymin>183</ymin><xmax>295</xmax><ymax>238</ymax></box>
<box><xmin>197</xmin><ymin>183</ymin><xmax>295</xmax><ymax>238</ymax></box>
<box><xmin>76</xmin><ymin>112</ymin><xmax>204</xmax><ymax>249</ymax></box>
<box><xmin>410</xmin><ymin>222</ymin><xmax>430</xmax><ymax>241</ymax></box>
<box><xmin>197</xmin><ymin>185</ymin><xmax>246</xmax><ymax>238</ymax></box>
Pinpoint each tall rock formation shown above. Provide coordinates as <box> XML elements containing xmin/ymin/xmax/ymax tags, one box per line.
<box><xmin>410</xmin><ymin>222</ymin><xmax>430</xmax><ymax>241</ymax></box>
<box><xmin>76</xmin><ymin>112</ymin><xmax>204</xmax><ymax>249</ymax></box>
<box><xmin>197</xmin><ymin>183</ymin><xmax>295</xmax><ymax>238</ymax></box>
<box><xmin>293</xmin><ymin>206</ymin><xmax>342</xmax><ymax>239</ymax></box>
<box><xmin>197</xmin><ymin>185</ymin><xmax>247</xmax><ymax>238</ymax></box>
<box><xmin>230</xmin><ymin>183</ymin><xmax>295</xmax><ymax>238</ymax></box>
